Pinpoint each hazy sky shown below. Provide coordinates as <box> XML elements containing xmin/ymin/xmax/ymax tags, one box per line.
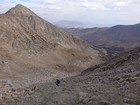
<box><xmin>0</xmin><ymin>0</ymin><xmax>140</xmax><ymax>26</ymax></box>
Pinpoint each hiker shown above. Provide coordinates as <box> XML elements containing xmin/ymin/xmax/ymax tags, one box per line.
<box><xmin>55</xmin><ymin>79</ymin><xmax>60</xmax><ymax>86</ymax></box>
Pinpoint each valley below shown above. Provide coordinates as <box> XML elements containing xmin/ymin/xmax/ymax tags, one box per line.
<box><xmin>64</xmin><ymin>23</ymin><xmax>140</xmax><ymax>57</ymax></box>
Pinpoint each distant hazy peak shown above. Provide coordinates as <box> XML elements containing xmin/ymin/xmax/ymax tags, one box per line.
<box><xmin>54</xmin><ymin>20</ymin><xmax>86</xmax><ymax>28</ymax></box>
<box><xmin>6</xmin><ymin>4</ymin><xmax>36</xmax><ymax>16</ymax></box>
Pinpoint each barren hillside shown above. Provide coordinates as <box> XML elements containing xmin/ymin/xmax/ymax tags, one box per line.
<box><xmin>1</xmin><ymin>46</ymin><xmax>140</xmax><ymax>105</ymax></box>
<box><xmin>0</xmin><ymin>4</ymin><xmax>103</xmax><ymax>78</ymax></box>
<box><xmin>0</xmin><ymin>4</ymin><xmax>104</xmax><ymax>98</ymax></box>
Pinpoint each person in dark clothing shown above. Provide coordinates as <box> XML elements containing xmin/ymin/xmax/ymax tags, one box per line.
<box><xmin>55</xmin><ymin>79</ymin><xmax>60</xmax><ymax>86</ymax></box>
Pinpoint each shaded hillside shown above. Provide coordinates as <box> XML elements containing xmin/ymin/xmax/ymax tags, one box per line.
<box><xmin>0</xmin><ymin>4</ymin><xmax>103</xmax><ymax>80</ymax></box>
<box><xmin>2</xmin><ymin>47</ymin><xmax>140</xmax><ymax>105</ymax></box>
<box><xmin>64</xmin><ymin>24</ymin><xmax>140</xmax><ymax>55</ymax></box>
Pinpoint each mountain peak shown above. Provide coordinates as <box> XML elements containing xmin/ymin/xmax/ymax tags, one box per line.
<box><xmin>6</xmin><ymin>4</ymin><xmax>36</xmax><ymax>16</ymax></box>
<box><xmin>15</xmin><ymin>4</ymin><xmax>27</xmax><ymax>9</ymax></box>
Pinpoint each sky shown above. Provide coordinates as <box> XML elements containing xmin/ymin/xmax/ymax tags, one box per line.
<box><xmin>0</xmin><ymin>0</ymin><xmax>140</xmax><ymax>27</ymax></box>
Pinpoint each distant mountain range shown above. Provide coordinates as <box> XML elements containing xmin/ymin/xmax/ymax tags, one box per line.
<box><xmin>53</xmin><ymin>20</ymin><xmax>108</xmax><ymax>28</ymax></box>
<box><xmin>53</xmin><ymin>20</ymin><xmax>86</xmax><ymax>28</ymax></box>
<box><xmin>64</xmin><ymin>24</ymin><xmax>140</xmax><ymax>55</ymax></box>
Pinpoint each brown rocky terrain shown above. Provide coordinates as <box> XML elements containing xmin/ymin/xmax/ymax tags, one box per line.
<box><xmin>1</xmin><ymin>45</ymin><xmax>140</xmax><ymax>105</ymax></box>
<box><xmin>2</xmin><ymin>4</ymin><xmax>140</xmax><ymax>105</ymax></box>
<box><xmin>0</xmin><ymin>4</ymin><xmax>103</xmax><ymax>78</ymax></box>
<box><xmin>0</xmin><ymin>4</ymin><xmax>104</xmax><ymax>102</ymax></box>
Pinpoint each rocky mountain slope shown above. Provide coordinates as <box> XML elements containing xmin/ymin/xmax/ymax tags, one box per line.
<box><xmin>1</xmin><ymin>46</ymin><xmax>140</xmax><ymax>105</ymax></box>
<box><xmin>64</xmin><ymin>24</ymin><xmax>140</xmax><ymax>54</ymax></box>
<box><xmin>0</xmin><ymin>4</ymin><xmax>103</xmax><ymax>80</ymax></box>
